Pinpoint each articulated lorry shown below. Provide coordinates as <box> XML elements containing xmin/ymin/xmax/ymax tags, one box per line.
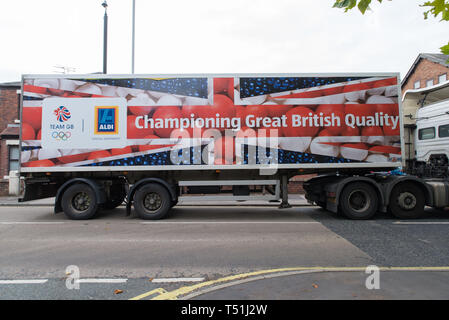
<box><xmin>18</xmin><ymin>73</ymin><xmax>449</xmax><ymax>220</ymax></box>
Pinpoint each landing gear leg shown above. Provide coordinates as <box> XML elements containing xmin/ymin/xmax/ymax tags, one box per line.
<box><xmin>279</xmin><ymin>175</ymin><xmax>292</xmax><ymax>209</ymax></box>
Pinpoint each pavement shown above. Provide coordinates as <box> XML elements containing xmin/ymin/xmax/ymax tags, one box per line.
<box><xmin>0</xmin><ymin>194</ymin><xmax>310</xmax><ymax>207</ymax></box>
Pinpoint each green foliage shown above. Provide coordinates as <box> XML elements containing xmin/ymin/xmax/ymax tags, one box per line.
<box><xmin>333</xmin><ymin>0</ymin><xmax>449</xmax><ymax>20</ymax></box>
<box><xmin>333</xmin><ymin>0</ymin><xmax>449</xmax><ymax>58</ymax></box>
<box><xmin>422</xmin><ymin>0</ymin><xmax>449</xmax><ymax>21</ymax></box>
<box><xmin>333</xmin><ymin>0</ymin><xmax>384</xmax><ymax>14</ymax></box>
<box><xmin>441</xmin><ymin>42</ymin><xmax>449</xmax><ymax>55</ymax></box>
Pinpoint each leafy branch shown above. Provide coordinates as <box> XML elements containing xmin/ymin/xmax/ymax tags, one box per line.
<box><xmin>332</xmin><ymin>0</ymin><xmax>449</xmax><ymax>55</ymax></box>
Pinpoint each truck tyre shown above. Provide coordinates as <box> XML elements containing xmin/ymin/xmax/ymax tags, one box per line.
<box><xmin>133</xmin><ymin>183</ymin><xmax>171</xmax><ymax>220</ymax></box>
<box><xmin>339</xmin><ymin>182</ymin><xmax>378</xmax><ymax>220</ymax></box>
<box><xmin>388</xmin><ymin>183</ymin><xmax>425</xmax><ymax>219</ymax></box>
<box><xmin>61</xmin><ymin>184</ymin><xmax>99</xmax><ymax>220</ymax></box>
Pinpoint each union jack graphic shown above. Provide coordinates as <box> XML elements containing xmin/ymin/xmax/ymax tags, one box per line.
<box><xmin>54</xmin><ymin>105</ymin><xmax>71</xmax><ymax>122</ymax></box>
<box><xmin>21</xmin><ymin>75</ymin><xmax>401</xmax><ymax>168</ymax></box>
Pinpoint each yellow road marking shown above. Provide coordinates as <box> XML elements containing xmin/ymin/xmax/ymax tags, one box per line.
<box><xmin>130</xmin><ymin>266</ymin><xmax>449</xmax><ymax>300</ymax></box>
<box><xmin>128</xmin><ymin>287</ymin><xmax>168</xmax><ymax>300</ymax></box>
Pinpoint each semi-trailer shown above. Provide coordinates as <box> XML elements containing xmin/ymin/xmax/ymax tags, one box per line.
<box><xmin>18</xmin><ymin>73</ymin><xmax>447</xmax><ymax>220</ymax></box>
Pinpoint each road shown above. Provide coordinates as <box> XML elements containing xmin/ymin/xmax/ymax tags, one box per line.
<box><xmin>0</xmin><ymin>205</ymin><xmax>448</xmax><ymax>300</ymax></box>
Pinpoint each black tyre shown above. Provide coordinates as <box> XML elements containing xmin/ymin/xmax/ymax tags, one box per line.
<box><xmin>133</xmin><ymin>183</ymin><xmax>171</xmax><ymax>220</ymax></box>
<box><xmin>339</xmin><ymin>182</ymin><xmax>378</xmax><ymax>220</ymax></box>
<box><xmin>61</xmin><ymin>184</ymin><xmax>99</xmax><ymax>220</ymax></box>
<box><xmin>388</xmin><ymin>183</ymin><xmax>425</xmax><ymax>219</ymax></box>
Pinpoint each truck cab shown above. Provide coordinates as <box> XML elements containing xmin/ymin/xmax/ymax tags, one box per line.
<box><xmin>415</xmin><ymin>101</ymin><xmax>449</xmax><ymax>168</ymax></box>
<box><xmin>402</xmin><ymin>80</ymin><xmax>449</xmax><ymax>175</ymax></box>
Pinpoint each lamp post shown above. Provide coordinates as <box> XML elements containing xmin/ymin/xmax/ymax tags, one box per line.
<box><xmin>102</xmin><ymin>1</ymin><xmax>108</xmax><ymax>74</ymax></box>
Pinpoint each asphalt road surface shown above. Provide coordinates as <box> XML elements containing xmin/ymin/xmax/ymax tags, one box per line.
<box><xmin>0</xmin><ymin>205</ymin><xmax>448</xmax><ymax>300</ymax></box>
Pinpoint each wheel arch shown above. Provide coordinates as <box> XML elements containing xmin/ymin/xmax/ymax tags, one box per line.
<box><xmin>384</xmin><ymin>176</ymin><xmax>434</xmax><ymax>207</ymax></box>
<box><xmin>126</xmin><ymin>178</ymin><xmax>177</xmax><ymax>216</ymax></box>
<box><xmin>332</xmin><ymin>177</ymin><xmax>385</xmax><ymax>212</ymax></box>
<box><xmin>55</xmin><ymin>178</ymin><xmax>107</xmax><ymax>213</ymax></box>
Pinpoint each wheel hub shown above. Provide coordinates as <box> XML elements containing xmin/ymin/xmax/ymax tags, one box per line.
<box><xmin>72</xmin><ymin>192</ymin><xmax>90</xmax><ymax>212</ymax></box>
<box><xmin>348</xmin><ymin>190</ymin><xmax>370</xmax><ymax>212</ymax></box>
<box><xmin>397</xmin><ymin>192</ymin><xmax>416</xmax><ymax>210</ymax></box>
<box><xmin>143</xmin><ymin>192</ymin><xmax>162</xmax><ymax>211</ymax></box>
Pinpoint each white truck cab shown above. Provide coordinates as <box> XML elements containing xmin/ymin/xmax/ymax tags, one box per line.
<box><xmin>415</xmin><ymin>99</ymin><xmax>449</xmax><ymax>163</ymax></box>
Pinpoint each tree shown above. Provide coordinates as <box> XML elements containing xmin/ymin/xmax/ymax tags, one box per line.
<box><xmin>333</xmin><ymin>0</ymin><xmax>449</xmax><ymax>56</ymax></box>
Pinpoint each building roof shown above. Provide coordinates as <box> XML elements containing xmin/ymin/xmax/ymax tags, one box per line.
<box><xmin>422</xmin><ymin>53</ymin><xmax>449</xmax><ymax>65</ymax></box>
<box><xmin>0</xmin><ymin>81</ymin><xmax>21</xmax><ymax>88</ymax></box>
<box><xmin>401</xmin><ymin>53</ymin><xmax>449</xmax><ymax>88</ymax></box>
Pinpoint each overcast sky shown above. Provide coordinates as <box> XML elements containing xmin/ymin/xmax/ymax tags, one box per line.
<box><xmin>0</xmin><ymin>0</ymin><xmax>448</xmax><ymax>83</ymax></box>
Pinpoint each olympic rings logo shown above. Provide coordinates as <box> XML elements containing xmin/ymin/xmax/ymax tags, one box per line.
<box><xmin>51</xmin><ymin>131</ymin><xmax>72</xmax><ymax>141</ymax></box>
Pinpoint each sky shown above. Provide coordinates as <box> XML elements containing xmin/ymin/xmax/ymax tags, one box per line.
<box><xmin>0</xmin><ymin>0</ymin><xmax>448</xmax><ymax>83</ymax></box>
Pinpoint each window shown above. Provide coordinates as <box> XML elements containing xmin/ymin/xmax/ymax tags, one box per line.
<box><xmin>418</xmin><ymin>127</ymin><xmax>435</xmax><ymax>140</ymax></box>
<box><xmin>8</xmin><ymin>145</ymin><xmax>19</xmax><ymax>171</ymax></box>
<box><xmin>439</xmin><ymin>124</ymin><xmax>449</xmax><ymax>138</ymax></box>
<box><xmin>414</xmin><ymin>81</ymin><xmax>420</xmax><ymax>89</ymax></box>
<box><xmin>426</xmin><ymin>79</ymin><xmax>434</xmax><ymax>87</ymax></box>
<box><xmin>439</xmin><ymin>74</ymin><xmax>447</xmax><ymax>83</ymax></box>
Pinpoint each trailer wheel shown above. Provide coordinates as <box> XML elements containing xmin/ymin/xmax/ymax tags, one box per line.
<box><xmin>339</xmin><ymin>182</ymin><xmax>378</xmax><ymax>220</ymax></box>
<box><xmin>61</xmin><ymin>184</ymin><xmax>99</xmax><ymax>220</ymax></box>
<box><xmin>388</xmin><ymin>183</ymin><xmax>425</xmax><ymax>219</ymax></box>
<box><xmin>134</xmin><ymin>183</ymin><xmax>171</xmax><ymax>220</ymax></box>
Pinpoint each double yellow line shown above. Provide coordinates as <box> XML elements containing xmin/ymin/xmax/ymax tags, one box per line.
<box><xmin>130</xmin><ymin>266</ymin><xmax>449</xmax><ymax>300</ymax></box>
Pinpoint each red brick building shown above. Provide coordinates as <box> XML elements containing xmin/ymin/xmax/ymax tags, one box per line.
<box><xmin>0</xmin><ymin>82</ymin><xmax>21</xmax><ymax>196</ymax></box>
<box><xmin>402</xmin><ymin>53</ymin><xmax>449</xmax><ymax>92</ymax></box>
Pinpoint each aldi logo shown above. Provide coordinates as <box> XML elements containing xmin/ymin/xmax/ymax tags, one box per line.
<box><xmin>41</xmin><ymin>97</ymin><xmax>126</xmax><ymax>150</ymax></box>
<box><xmin>95</xmin><ymin>106</ymin><xmax>119</xmax><ymax>134</ymax></box>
